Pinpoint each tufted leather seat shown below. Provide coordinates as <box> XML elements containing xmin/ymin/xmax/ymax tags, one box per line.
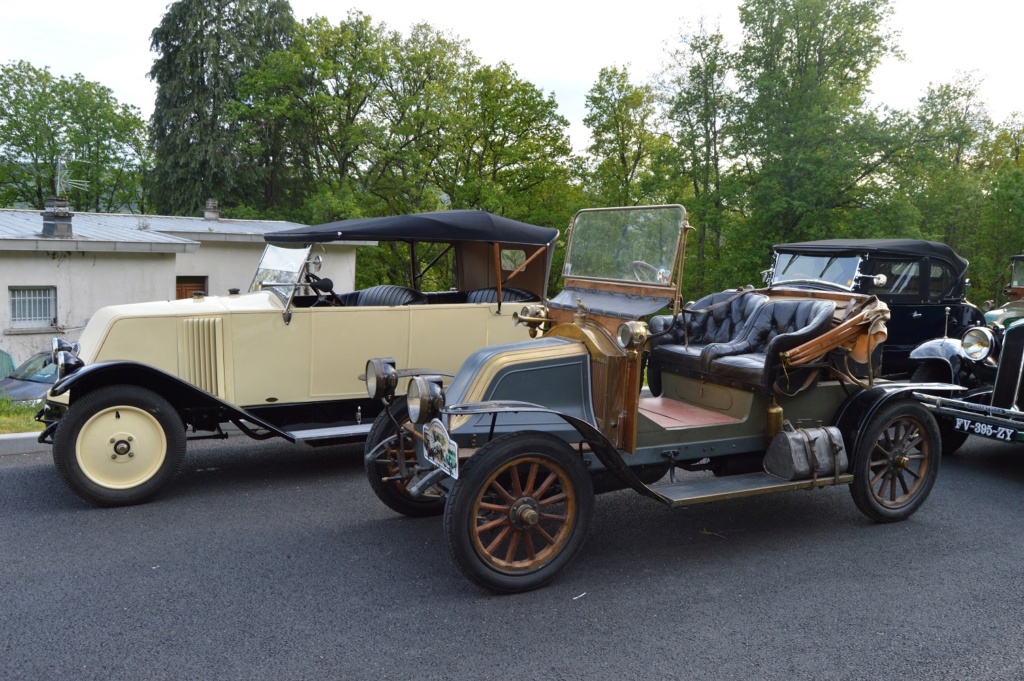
<box><xmin>648</xmin><ymin>291</ymin><xmax>768</xmax><ymax>394</ymax></box>
<box><xmin>647</xmin><ymin>293</ymin><xmax>836</xmax><ymax>395</ymax></box>
<box><xmin>707</xmin><ymin>299</ymin><xmax>836</xmax><ymax>392</ymax></box>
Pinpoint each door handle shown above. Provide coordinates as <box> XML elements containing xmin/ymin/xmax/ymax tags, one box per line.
<box><xmin>912</xmin><ymin>311</ymin><xmax>922</xmax><ymax>319</ymax></box>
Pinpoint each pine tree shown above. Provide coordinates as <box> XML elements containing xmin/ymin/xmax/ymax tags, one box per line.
<box><xmin>148</xmin><ymin>0</ymin><xmax>294</xmax><ymax>215</ymax></box>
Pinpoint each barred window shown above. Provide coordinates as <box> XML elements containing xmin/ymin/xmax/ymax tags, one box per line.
<box><xmin>10</xmin><ymin>287</ymin><xmax>57</xmax><ymax>329</ymax></box>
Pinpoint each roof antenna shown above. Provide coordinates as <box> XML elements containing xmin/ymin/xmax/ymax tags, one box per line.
<box><xmin>56</xmin><ymin>155</ymin><xmax>89</xmax><ymax>196</ymax></box>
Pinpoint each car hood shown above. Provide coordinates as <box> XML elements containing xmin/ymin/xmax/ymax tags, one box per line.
<box><xmin>0</xmin><ymin>376</ymin><xmax>51</xmax><ymax>403</ymax></box>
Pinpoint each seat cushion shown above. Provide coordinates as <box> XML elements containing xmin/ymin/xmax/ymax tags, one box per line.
<box><xmin>465</xmin><ymin>287</ymin><xmax>539</xmax><ymax>304</ymax></box>
<box><xmin>352</xmin><ymin>285</ymin><xmax>427</xmax><ymax>306</ymax></box>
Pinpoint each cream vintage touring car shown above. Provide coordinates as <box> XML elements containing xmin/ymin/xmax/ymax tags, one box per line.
<box><xmin>37</xmin><ymin>210</ymin><xmax>557</xmax><ymax>506</ymax></box>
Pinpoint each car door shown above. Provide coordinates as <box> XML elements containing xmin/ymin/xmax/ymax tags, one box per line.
<box><xmin>861</xmin><ymin>257</ymin><xmax>935</xmax><ymax>374</ymax></box>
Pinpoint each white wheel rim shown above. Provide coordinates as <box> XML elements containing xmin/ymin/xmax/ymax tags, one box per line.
<box><xmin>75</xmin><ymin>406</ymin><xmax>168</xmax><ymax>489</ymax></box>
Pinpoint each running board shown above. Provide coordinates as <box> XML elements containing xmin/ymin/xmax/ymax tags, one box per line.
<box><xmin>650</xmin><ymin>471</ymin><xmax>853</xmax><ymax>508</ymax></box>
<box><xmin>288</xmin><ymin>423</ymin><xmax>372</xmax><ymax>444</ymax></box>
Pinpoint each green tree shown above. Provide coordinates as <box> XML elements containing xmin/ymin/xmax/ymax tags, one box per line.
<box><xmin>730</xmin><ymin>0</ymin><xmax>903</xmax><ymax>279</ymax></box>
<box><xmin>584</xmin><ymin>66</ymin><xmax>663</xmax><ymax>206</ymax></box>
<box><xmin>434</xmin><ymin>62</ymin><xmax>573</xmax><ymax>214</ymax></box>
<box><xmin>661</xmin><ymin>23</ymin><xmax>738</xmax><ymax>294</ymax></box>
<box><xmin>149</xmin><ymin>0</ymin><xmax>295</xmax><ymax>216</ymax></box>
<box><xmin>0</xmin><ymin>60</ymin><xmax>148</xmax><ymax>212</ymax></box>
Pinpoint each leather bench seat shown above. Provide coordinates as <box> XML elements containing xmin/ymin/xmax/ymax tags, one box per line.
<box><xmin>648</xmin><ymin>292</ymin><xmax>836</xmax><ymax>394</ymax></box>
<box><xmin>648</xmin><ymin>290</ymin><xmax>768</xmax><ymax>394</ymax></box>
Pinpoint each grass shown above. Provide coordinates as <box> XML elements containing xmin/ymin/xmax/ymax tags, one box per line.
<box><xmin>0</xmin><ymin>396</ymin><xmax>44</xmax><ymax>434</ymax></box>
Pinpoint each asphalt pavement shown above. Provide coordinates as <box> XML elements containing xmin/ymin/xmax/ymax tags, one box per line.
<box><xmin>3</xmin><ymin>433</ymin><xmax>1024</xmax><ymax>680</ymax></box>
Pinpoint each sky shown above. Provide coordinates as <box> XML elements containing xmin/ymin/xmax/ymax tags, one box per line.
<box><xmin>2</xmin><ymin>0</ymin><xmax>1021</xmax><ymax>150</ymax></box>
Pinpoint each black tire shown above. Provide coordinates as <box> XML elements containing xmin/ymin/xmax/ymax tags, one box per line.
<box><xmin>443</xmin><ymin>431</ymin><xmax>594</xmax><ymax>593</ymax></box>
<box><xmin>52</xmin><ymin>385</ymin><xmax>186</xmax><ymax>507</ymax></box>
<box><xmin>911</xmin><ymin>363</ymin><xmax>969</xmax><ymax>456</ymax></box>
<box><xmin>363</xmin><ymin>403</ymin><xmax>445</xmax><ymax>517</ymax></box>
<box><xmin>850</xmin><ymin>400</ymin><xmax>940</xmax><ymax>523</ymax></box>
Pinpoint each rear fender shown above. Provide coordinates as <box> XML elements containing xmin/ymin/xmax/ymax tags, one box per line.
<box><xmin>832</xmin><ymin>384</ymin><xmax>957</xmax><ymax>455</ymax></box>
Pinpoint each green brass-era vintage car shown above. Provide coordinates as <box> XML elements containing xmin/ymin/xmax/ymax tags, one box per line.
<box><xmin>364</xmin><ymin>205</ymin><xmax>946</xmax><ymax>593</ymax></box>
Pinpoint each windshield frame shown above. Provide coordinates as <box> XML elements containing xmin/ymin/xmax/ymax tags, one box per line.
<box><xmin>769</xmin><ymin>252</ymin><xmax>864</xmax><ymax>291</ymax></box>
<box><xmin>561</xmin><ymin>205</ymin><xmax>686</xmax><ymax>286</ymax></box>
<box><xmin>249</xmin><ymin>244</ymin><xmax>314</xmax><ymax>305</ymax></box>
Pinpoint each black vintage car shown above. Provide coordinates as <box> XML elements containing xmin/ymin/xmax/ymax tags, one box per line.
<box><xmin>916</xmin><ymin>318</ymin><xmax>1024</xmax><ymax>451</ymax></box>
<box><xmin>767</xmin><ymin>239</ymin><xmax>985</xmax><ymax>375</ymax></box>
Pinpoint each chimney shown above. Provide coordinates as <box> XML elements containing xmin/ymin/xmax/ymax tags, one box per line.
<box><xmin>41</xmin><ymin>196</ymin><xmax>73</xmax><ymax>238</ymax></box>
<box><xmin>204</xmin><ymin>198</ymin><xmax>220</xmax><ymax>221</ymax></box>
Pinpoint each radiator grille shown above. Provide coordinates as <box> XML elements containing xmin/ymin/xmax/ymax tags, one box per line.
<box><xmin>181</xmin><ymin>317</ymin><xmax>225</xmax><ymax>397</ymax></box>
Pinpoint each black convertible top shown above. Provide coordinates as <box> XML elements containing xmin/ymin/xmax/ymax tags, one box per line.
<box><xmin>774</xmin><ymin>238</ymin><xmax>968</xmax><ymax>276</ymax></box>
<box><xmin>265</xmin><ymin>210</ymin><xmax>558</xmax><ymax>247</ymax></box>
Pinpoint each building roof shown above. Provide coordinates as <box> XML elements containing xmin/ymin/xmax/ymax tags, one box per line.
<box><xmin>0</xmin><ymin>208</ymin><xmax>312</xmax><ymax>253</ymax></box>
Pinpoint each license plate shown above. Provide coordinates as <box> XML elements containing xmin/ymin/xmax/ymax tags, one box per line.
<box><xmin>951</xmin><ymin>416</ymin><xmax>1018</xmax><ymax>443</ymax></box>
<box><xmin>424</xmin><ymin>418</ymin><xmax>459</xmax><ymax>479</ymax></box>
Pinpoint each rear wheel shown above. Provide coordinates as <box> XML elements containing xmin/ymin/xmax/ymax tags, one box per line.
<box><xmin>52</xmin><ymin>385</ymin><xmax>186</xmax><ymax>506</ymax></box>
<box><xmin>364</xmin><ymin>403</ymin><xmax>445</xmax><ymax>517</ymax></box>
<box><xmin>850</xmin><ymin>400</ymin><xmax>940</xmax><ymax>523</ymax></box>
<box><xmin>911</xmin><ymin>363</ymin><xmax>969</xmax><ymax>456</ymax></box>
<box><xmin>443</xmin><ymin>432</ymin><xmax>593</xmax><ymax>593</ymax></box>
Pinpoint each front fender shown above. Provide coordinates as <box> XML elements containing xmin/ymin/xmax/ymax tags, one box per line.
<box><xmin>444</xmin><ymin>400</ymin><xmax>666</xmax><ymax>504</ymax></box>
<box><xmin>49</xmin><ymin>361</ymin><xmax>288</xmax><ymax>438</ymax></box>
<box><xmin>909</xmin><ymin>338</ymin><xmax>966</xmax><ymax>380</ymax></box>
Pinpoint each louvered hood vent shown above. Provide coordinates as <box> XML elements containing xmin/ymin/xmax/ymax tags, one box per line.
<box><xmin>180</xmin><ymin>317</ymin><xmax>225</xmax><ymax>397</ymax></box>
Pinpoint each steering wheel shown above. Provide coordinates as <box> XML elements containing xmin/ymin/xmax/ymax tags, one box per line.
<box><xmin>631</xmin><ymin>260</ymin><xmax>659</xmax><ymax>283</ymax></box>
<box><xmin>307</xmin><ymin>276</ymin><xmax>338</xmax><ymax>306</ymax></box>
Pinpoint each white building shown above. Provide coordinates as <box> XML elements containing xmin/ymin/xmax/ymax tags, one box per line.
<box><xmin>0</xmin><ymin>200</ymin><xmax>359</xmax><ymax>364</ymax></box>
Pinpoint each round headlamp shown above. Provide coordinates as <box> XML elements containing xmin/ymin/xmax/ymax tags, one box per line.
<box><xmin>56</xmin><ymin>350</ymin><xmax>85</xmax><ymax>379</ymax></box>
<box><xmin>51</xmin><ymin>337</ymin><xmax>80</xmax><ymax>364</ymax></box>
<box><xmin>407</xmin><ymin>376</ymin><xmax>445</xmax><ymax>425</ymax></box>
<box><xmin>365</xmin><ymin>358</ymin><xmax>397</xmax><ymax>399</ymax></box>
<box><xmin>616</xmin><ymin>321</ymin><xmax>649</xmax><ymax>349</ymax></box>
<box><xmin>962</xmin><ymin>326</ymin><xmax>996</xmax><ymax>361</ymax></box>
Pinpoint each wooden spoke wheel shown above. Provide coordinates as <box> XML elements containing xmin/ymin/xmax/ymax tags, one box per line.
<box><xmin>851</xmin><ymin>400</ymin><xmax>940</xmax><ymax>523</ymax></box>
<box><xmin>364</xmin><ymin>403</ymin><xmax>444</xmax><ymax>517</ymax></box>
<box><xmin>444</xmin><ymin>432</ymin><xmax>593</xmax><ymax>593</ymax></box>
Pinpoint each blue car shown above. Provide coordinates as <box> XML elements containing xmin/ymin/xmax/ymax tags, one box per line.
<box><xmin>0</xmin><ymin>352</ymin><xmax>57</xmax><ymax>405</ymax></box>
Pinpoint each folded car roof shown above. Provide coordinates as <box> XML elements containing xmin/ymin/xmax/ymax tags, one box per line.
<box><xmin>265</xmin><ymin>210</ymin><xmax>559</xmax><ymax>247</ymax></box>
<box><xmin>773</xmin><ymin>238</ymin><xmax>967</xmax><ymax>275</ymax></box>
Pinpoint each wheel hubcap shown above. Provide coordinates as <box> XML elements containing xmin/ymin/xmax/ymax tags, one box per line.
<box><xmin>76</xmin><ymin>407</ymin><xmax>167</xmax><ymax>489</ymax></box>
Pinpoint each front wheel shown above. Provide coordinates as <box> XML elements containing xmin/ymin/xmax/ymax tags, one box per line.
<box><xmin>52</xmin><ymin>385</ymin><xmax>186</xmax><ymax>506</ymax></box>
<box><xmin>364</xmin><ymin>403</ymin><xmax>445</xmax><ymax>517</ymax></box>
<box><xmin>443</xmin><ymin>432</ymin><xmax>594</xmax><ymax>593</ymax></box>
<box><xmin>850</xmin><ymin>400</ymin><xmax>940</xmax><ymax>523</ymax></box>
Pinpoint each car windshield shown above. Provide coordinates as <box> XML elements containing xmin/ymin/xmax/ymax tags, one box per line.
<box><xmin>771</xmin><ymin>253</ymin><xmax>861</xmax><ymax>289</ymax></box>
<box><xmin>249</xmin><ymin>244</ymin><xmax>313</xmax><ymax>303</ymax></box>
<box><xmin>563</xmin><ymin>206</ymin><xmax>684</xmax><ymax>284</ymax></box>
<box><xmin>10</xmin><ymin>353</ymin><xmax>57</xmax><ymax>384</ymax></box>
<box><xmin>1011</xmin><ymin>259</ymin><xmax>1024</xmax><ymax>288</ymax></box>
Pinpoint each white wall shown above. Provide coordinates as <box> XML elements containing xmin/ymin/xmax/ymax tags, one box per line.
<box><xmin>1</xmin><ymin>241</ymin><xmax>360</xmax><ymax>366</ymax></box>
<box><xmin>1</xmin><ymin>250</ymin><xmax>176</xmax><ymax>364</ymax></box>
<box><xmin>175</xmin><ymin>240</ymin><xmax>360</xmax><ymax>295</ymax></box>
